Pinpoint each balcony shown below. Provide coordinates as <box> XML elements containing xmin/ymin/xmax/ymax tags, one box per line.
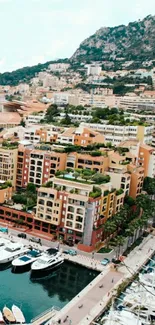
<box><xmin>36</xmin><ymin>173</ymin><xmax>41</xmax><ymax>178</ymax></box>
<box><xmin>68</xmin><ymin>199</ymin><xmax>85</xmax><ymax>207</ymax></box>
<box><xmin>36</xmin><ymin>179</ymin><xmax>41</xmax><ymax>185</ymax></box>
<box><xmin>66</xmin><ymin>221</ymin><xmax>73</xmax><ymax>227</ymax></box>
<box><xmin>30</xmin><ymin>172</ymin><xmax>34</xmax><ymax>177</ymax></box>
<box><xmin>68</xmin><ymin>206</ymin><xmax>74</xmax><ymax>213</ymax></box>
<box><xmin>38</xmin><ymin>199</ymin><xmax>44</xmax><ymax>205</ymax></box>
<box><xmin>77</xmin><ymin>208</ymin><xmax>83</xmax><ymax>215</ymax></box>
<box><xmin>30</xmin><ymin>166</ymin><xmax>35</xmax><ymax>171</ymax></box>
<box><xmin>67</xmin><ymin>213</ymin><xmax>73</xmax><ymax>220</ymax></box>
<box><xmin>18</xmin><ymin>158</ymin><xmax>23</xmax><ymax>163</ymax></box>
<box><xmin>51</xmin><ymin>163</ymin><xmax>56</xmax><ymax>169</ymax></box>
<box><xmin>46</xmin><ymin>208</ymin><xmax>52</xmax><ymax>213</ymax></box>
<box><xmin>38</xmin><ymin>192</ymin><xmax>49</xmax><ymax>198</ymax></box>
<box><xmin>45</xmin><ymin>215</ymin><xmax>52</xmax><ymax>221</ymax></box>
<box><xmin>66</xmin><ymin>162</ymin><xmax>74</xmax><ymax>168</ymax></box>
<box><xmin>37</xmin><ymin>167</ymin><xmax>42</xmax><ymax>172</ymax></box>
<box><xmin>37</xmin><ymin>161</ymin><xmax>42</xmax><ymax>166</ymax></box>
<box><xmin>75</xmin><ymin>223</ymin><xmax>82</xmax><ymax>230</ymax></box>
<box><xmin>46</xmin><ymin>201</ymin><xmax>53</xmax><ymax>207</ymax></box>
<box><xmin>76</xmin><ymin>216</ymin><xmax>83</xmax><ymax>223</ymax></box>
<box><xmin>31</xmin><ymin>160</ymin><xmax>35</xmax><ymax>165</ymax></box>
<box><xmin>37</xmin><ymin>213</ymin><xmax>44</xmax><ymax>219</ymax></box>
<box><xmin>50</xmin><ymin>169</ymin><xmax>56</xmax><ymax>175</ymax></box>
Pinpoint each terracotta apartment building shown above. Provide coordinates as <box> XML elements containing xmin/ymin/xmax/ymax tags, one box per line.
<box><xmin>16</xmin><ymin>145</ymin><xmax>66</xmax><ymax>188</ymax></box>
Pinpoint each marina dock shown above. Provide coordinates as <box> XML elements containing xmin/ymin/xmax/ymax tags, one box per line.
<box><xmin>48</xmin><ymin>234</ymin><xmax>155</xmax><ymax>325</ymax></box>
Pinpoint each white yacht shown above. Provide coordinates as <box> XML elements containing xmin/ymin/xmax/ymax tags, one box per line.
<box><xmin>31</xmin><ymin>248</ymin><xmax>64</xmax><ymax>276</ymax></box>
<box><xmin>0</xmin><ymin>242</ymin><xmax>29</xmax><ymax>264</ymax></box>
<box><xmin>0</xmin><ymin>238</ymin><xmax>10</xmax><ymax>250</ymax></box>
<box><xmin>101</xmin><ymin>309</ymin><xmax>143</xmax><ymax>325</ymax></box>
<box><xmin>12</xmin><ymin>249</ymin><xmax>42</xmax><ymax>272</ymax></box>
<box><xmin>139</xmin><ymin>272</ymin><xmax>155</xmax><ymax>287</ymax></box>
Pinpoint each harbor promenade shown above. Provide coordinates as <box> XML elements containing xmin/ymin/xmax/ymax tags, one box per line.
<box><xmin>0</xmin><ymin>231</ymin><xmax>155</xmax><ymax>325</ymax></box>
<box><xmin>49</xmin><ymin>234</ymin><xmax>155</xmax><ymax>325</ymax></box>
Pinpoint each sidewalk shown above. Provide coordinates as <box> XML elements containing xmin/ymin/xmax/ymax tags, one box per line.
<box><xmin>50</xmin><ymin>234</ymin><xmax>155</xmax><ymax>325</ymax></box>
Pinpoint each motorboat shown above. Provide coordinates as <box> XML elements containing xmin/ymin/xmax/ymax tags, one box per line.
<box><xmin>12</xmin><ymin>249</ymin><xmax>42</xmax><ymax>272</ymax></box>
<box><xmin>101</xmin><ymin>309</ymin><xmax>143</xmax><ymax>325</ymax></box>
<box><xmin>139</xmin><ymin>272</ymin><xmax>155</xmax><ymax>288</ymax></box>
<box><xmin>0</xmin><ymin>238</ymin><xmax>10</xmax><ymax>250</ymax></box>
<box><xmin>31</xmin><ymin>248</ymin><xmax>64</xmax><ymax>276</ymax></box>
<box><xmin>3</xmin><ymin>307</ymin><xmax>16</xmax><ymax>324</ymax></box>
<box><xmin>0</xmin><ymin>242</ymin><xmax>29</xmax><ymax>264</ymax></box>
<box><xmin>0</xmin><ymin>311</ymin><xmax>5</xmax><ymax>325</ymax></box>
<box><xmin>12</xmin><ymin>305</ymin><xmax>25</xmax><ymax>324</ymax></box>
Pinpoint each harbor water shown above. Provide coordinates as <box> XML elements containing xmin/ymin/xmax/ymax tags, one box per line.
<box><xmin>0</xmin><ymin>261</ymin><xmax>98</xmax><ymax>322</ymax></box>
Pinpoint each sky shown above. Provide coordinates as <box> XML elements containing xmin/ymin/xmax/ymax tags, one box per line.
<box><xmin>0</xmin><ymin>0</ymin><xmax>155</xmax><ymax>73</ymax></box>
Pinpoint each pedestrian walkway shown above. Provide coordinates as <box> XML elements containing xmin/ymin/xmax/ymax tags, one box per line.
<box><xmin>49</xmin><ymin>234</ymin><xmax>155</xmax><ymax>325</ymax></box>
<box><xmin>63</xmin><ymin>253</ymin><xmax>106</xmax><ymax>272</ymax></box>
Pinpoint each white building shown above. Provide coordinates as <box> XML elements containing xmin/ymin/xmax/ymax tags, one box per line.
<box><xmin>53</xmin><ymin>93</ymin><xmax>69</xmax><ymax>106</ymax></box>
<box><xmin>48</xmin><ymin>63</ymin><xmax>70</xmax><ymax>72</ymax></box>
<box><xmin>87</xmin><ymin>65</ymin><xmax>102</xmax><ymax>76</ymax></box>
<box><xmin>80</xmin><ymin>122</ymin><xmax>154</xmax><ymax>145</ymax></box>
<box><xmin>59</xmin><ymin>113</ymin><xmax>91</xmax><ymax>123</ymax></box>
<box><xmin>25</xmin><ymin>113</ymin><xmax>45</xmax><ymax>126</ymax></box>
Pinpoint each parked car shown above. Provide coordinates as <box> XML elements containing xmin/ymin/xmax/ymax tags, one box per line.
<box><xmin>63</xmin><ymin>239</ymin><xmax>74</xmax><ymax>247</ymax></box>
<box><xmin>111</xmin><ymin>258</ymin><xmax>121</xmax><ymax>264</ymax></box>
<box><xmin>63</xmin><ymin>249</ymin><xmax>70</xmax><ymax>254</ymax></box>
<box><xmin>0</xmin><ymin>227</ymin><xmax>8</xmax><ymax>233</ymax></box>
<box><xmin>29</xmin><ymin>237</ymin><xmax>42</xmax><ymax>244</ymax></box>
<box><xmin>18</xmin><ymin>233</ymin><xmax>27</xmax><ymax>239</ymax></box>
<box><xmin>68</xmin><ymin>249</ymin><xmax>77</xmax><ymax>256</ymax></box>
<box><xmin>101</xmin><ymin>258</ymin><xmax>110</xmax><ymax>266</ymax></box>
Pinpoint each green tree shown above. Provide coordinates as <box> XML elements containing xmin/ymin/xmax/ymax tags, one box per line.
<box><xmin>20</xmin><ymin>119</ymin><xmax>25</xmax><ymax>127</ymax></box>
<box><xmin>103</xmin><ymin>220</ymin><xmax>117</xmax><ymax>248</ymax></box>
<box><xmin>92</xmin><ymin>173</ymin><xmax>110</xmax><ymax>184</ymax></box>
<box><xmin>45</xmin><ymin>104</ymin><xmax>59</xmax><ymax>122</ymax></box>
<box><xmin>26</xmin><ymin>183</ymin><xmax>36</xmax><ymax>193</ymax></box>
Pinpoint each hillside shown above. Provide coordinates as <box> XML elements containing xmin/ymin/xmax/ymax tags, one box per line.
<box><xmin>0</xmin><ymin>59</ymin><xmax>68</xmax><ymax>86</ymax></box>
<box><xmin>71</xmin><ymin>15</ymin><xmax>155</xmax><ymax>68</ymax></box>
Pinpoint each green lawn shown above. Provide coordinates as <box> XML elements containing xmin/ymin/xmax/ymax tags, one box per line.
<box><xmin>97</xmin><ymin>247</ymin><xmax>112</xmax><ymax>254</ymax></box>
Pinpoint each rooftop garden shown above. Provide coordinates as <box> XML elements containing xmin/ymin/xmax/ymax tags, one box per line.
<box><xmin>55</xmin><ymin>169</ymin><xmax>111</xmax><ymax>185</ymax></box>
<box><xmin>2</xmin><ymin>141</ymin><xmax>19</xmax><ymax>149</ymax></box>
<box><xmin>90</xmin><ymin>106</ymin><xmax>151</xmax><ymax>126</ymax></box>
<box><xmin>116</xmin><ymin>188</ymin><xmax>124</xmax><ymax>196</ymax></box>
<box><xmin>0</xmin><ymin>181</ymin><xmax>12</xmax><ymax>190</ymax></box>
<box><xmin>89</xmin><ymin>186</ymin><xmax>102</xmax><ymax>198</ymax></box>
<box><xmin>12</xmin><ymin>183</ymin><xmax>37</xmax><ymax>211</ymax></box>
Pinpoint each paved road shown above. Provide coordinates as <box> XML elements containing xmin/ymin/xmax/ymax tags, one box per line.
<box><xmin>0</xmin><ymin>226</ymin><xmax>116</xmax><ymax>261</ymax></box>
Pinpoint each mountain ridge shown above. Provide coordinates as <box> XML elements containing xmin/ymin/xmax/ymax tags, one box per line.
<box><xmin>71</xmin><ymin>14</ymin><xmax>155</xmax><ymax>67</ymax></box>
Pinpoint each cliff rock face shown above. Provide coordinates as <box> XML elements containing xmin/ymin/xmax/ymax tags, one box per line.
<box><xmin>71</xmin><ymin>15</ymin><xmax>155</xmax><ymax>65</ymax></box>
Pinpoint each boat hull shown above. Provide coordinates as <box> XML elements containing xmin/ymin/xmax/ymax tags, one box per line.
<box><xmin>12</xmin><ymin>262</ymin><xmax>32</xmax><ymax>273</ymax></box>
<box><xmin>31</xmin><ymin>260</ymin><xmax>64</xmax><ymax>277</ymax></box>
<box><xmin>0</xmin><ymin>251</ymin><xmax>29</xmax><ymax>265</ymax></box>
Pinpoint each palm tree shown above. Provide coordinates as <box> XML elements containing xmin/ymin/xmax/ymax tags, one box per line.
<box><xmin>125</xmin><ymin>225</ymin><xmax>135</xmax><ymax>249</ymax></box>
<box><xmin>132</xmin><ymin>220</ymin><xmax>141</xmax><ymax>242</ymax></box>
<box><xmin>114</xmin><ymin>212</ymin><xmax>124</xmax><ymax>230</ymax></box>
<box><xmin>103</xmin><ymin>220</ymin><xmax>116</xmax><ymax>248</ymax></box>
<box><xmin>111</xmin><ymin>236</ymin><xmax>125</xmax><ymax>259</ymax></box>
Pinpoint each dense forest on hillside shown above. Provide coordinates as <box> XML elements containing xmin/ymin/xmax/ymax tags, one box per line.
<box><xmin>0</xmin><ymin>59</ymin><xmax>69</xmax><ymax>86</ymax></box>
